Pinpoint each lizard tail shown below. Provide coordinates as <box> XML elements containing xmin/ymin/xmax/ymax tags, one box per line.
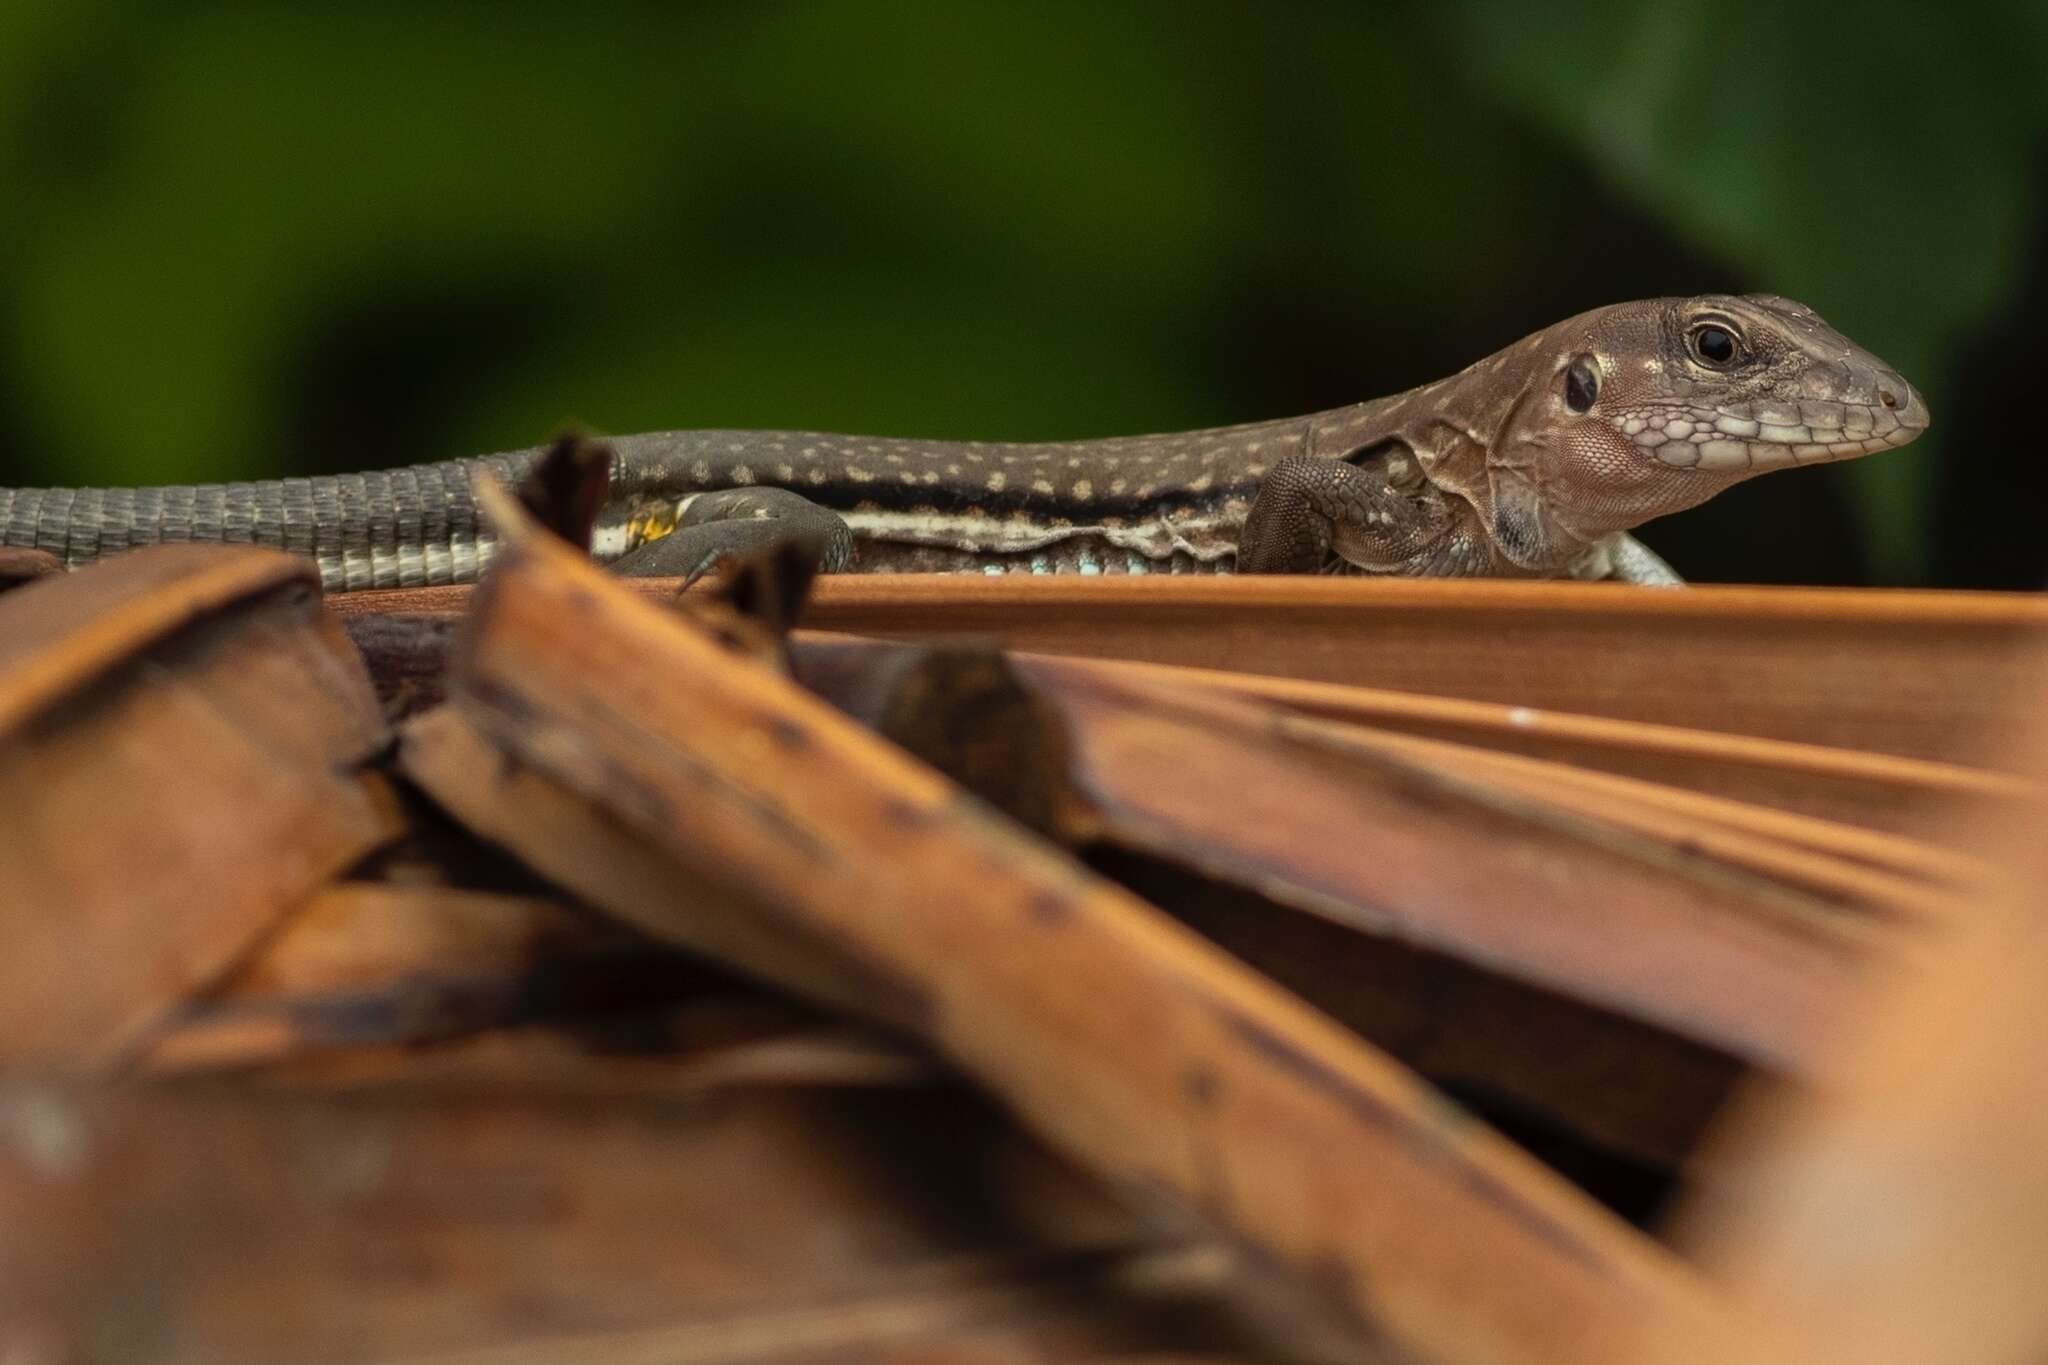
<box><xmin>0</xmin><ymin>453</ymin><xmax>535</xmax><ymax>592</ymax></box>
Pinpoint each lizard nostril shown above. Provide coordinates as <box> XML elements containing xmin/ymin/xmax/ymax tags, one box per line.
<box><xmin>1878</xmin><ymin>386</ymin><xmax>1900</xmax><ymax>409</ymax></box>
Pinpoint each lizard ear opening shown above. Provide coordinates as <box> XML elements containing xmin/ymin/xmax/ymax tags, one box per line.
<box><xmin>1564</xmin><ymin>356</ymin><xmax>1600</xmax><ymax>413</ymax></box>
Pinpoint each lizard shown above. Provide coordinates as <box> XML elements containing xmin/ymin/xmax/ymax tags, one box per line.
<box><xmin>0</xmin><ymin>294</ymin><xmax>1926</xmax><ymax>591</ymax></box>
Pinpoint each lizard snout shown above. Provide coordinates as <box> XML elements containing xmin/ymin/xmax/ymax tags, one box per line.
<box><xmin>1875</xmin><ymin>371</ymin><xmax>1930</xmax><ymax>435</ymax></box>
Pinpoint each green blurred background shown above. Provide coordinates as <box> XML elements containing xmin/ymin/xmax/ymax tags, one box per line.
<box><xmin>3</xmin><ymin>1</ymin><xmax>2045</xmax><ymax>586</ymax></box>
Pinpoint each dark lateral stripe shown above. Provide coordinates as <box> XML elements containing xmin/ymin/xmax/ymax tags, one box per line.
<box><xmin>761</xmin><ymin>473</ymin><xmax>1257</xmax><ymax>519</ymax></box>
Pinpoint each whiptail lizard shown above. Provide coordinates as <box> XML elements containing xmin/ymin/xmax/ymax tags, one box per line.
<box><xmin>0</xmin><ymin>295</ymin><xmax>1927</xmax><ymax>590</ymax></box>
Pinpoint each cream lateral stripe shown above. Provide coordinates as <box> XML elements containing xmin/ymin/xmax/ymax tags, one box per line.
<box><xmin>842</xmin><ymin>508</ymin><xmax>1237</xmax><ymax>562</ymax></box>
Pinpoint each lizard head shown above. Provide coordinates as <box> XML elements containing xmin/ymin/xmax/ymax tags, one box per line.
<box><xmin>1502</xmin><ymin>293</ymin><xmax>1929</xmax><ymax>549</ymax></box>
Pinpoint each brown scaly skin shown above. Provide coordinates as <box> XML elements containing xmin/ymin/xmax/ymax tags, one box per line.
<box><xmin>0</xmin><ymin>295</ymin><xmax>1926</xmax><ymax>589</ymax></box>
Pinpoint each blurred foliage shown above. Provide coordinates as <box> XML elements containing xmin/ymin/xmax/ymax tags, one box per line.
<box><xmin>1</xmin><ymin>1</ymin><xmax>2044</xmax><ymax>585</ymax></box>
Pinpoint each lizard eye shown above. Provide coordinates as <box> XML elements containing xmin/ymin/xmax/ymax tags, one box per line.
<box><xmin>1688</xmin><ymin>323</ymin><xmax>1742</xmax><ymax>368</ymax></box>
<box><xmin>1564</xmin><ymin>355</ymin><xmax>1599</xmax><ymax>412</ymax></box>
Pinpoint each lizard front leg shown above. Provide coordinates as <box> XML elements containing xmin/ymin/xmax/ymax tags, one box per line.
<box><xmin>1236</xmin><ymin>456</ymin><xmax>1450</xmax><ymax>574</ymax></box>
<box><xmin>607</xmin><ymin>488</ymin><xmax>855</xmax><ymax>584</ymax></box>
<box><xmin>1574</xmin><ymin>533</ymin><xmax>1685</xmax><ymax>586</ymax></box>
<box><xmin>1605</xmin><ymin>534</ymin><xmax>1683</xmax><ymax>585</ymax></box>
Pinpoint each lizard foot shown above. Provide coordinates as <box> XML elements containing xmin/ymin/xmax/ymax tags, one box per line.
<box><xmin>607</xmin><ymin>488</ymin><xmax>855</xmax><ymax>586</ymax></box>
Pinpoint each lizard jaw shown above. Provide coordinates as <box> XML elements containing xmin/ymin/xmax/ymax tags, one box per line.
<box><xmin>1618</xmin><ymin>389</ymin><xmax>1930</xmax><ymax>472</ymax></box>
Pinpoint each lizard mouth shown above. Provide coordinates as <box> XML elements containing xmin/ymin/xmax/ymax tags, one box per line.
<box><xmin>1621</xmin><ymin>388</ymin><xmax>1930</xmax><ymax>471</ymax></box>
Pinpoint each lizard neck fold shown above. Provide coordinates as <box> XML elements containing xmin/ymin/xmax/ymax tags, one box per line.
<box><xmin>1294</xmin><ymin>353</ymin><xmax>1551</xmax><ymax>572</ymax></box>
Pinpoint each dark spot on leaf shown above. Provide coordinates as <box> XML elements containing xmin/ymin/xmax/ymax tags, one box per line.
<box><xmin>881</xmin><ymin>795</ymin><xmax>938</xmax><ymax>829</ymax></box>
<box><xmin>1028</xmin><ymin>890</ymin><xmax>1073</xmax><ymax>924</ymax></box>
